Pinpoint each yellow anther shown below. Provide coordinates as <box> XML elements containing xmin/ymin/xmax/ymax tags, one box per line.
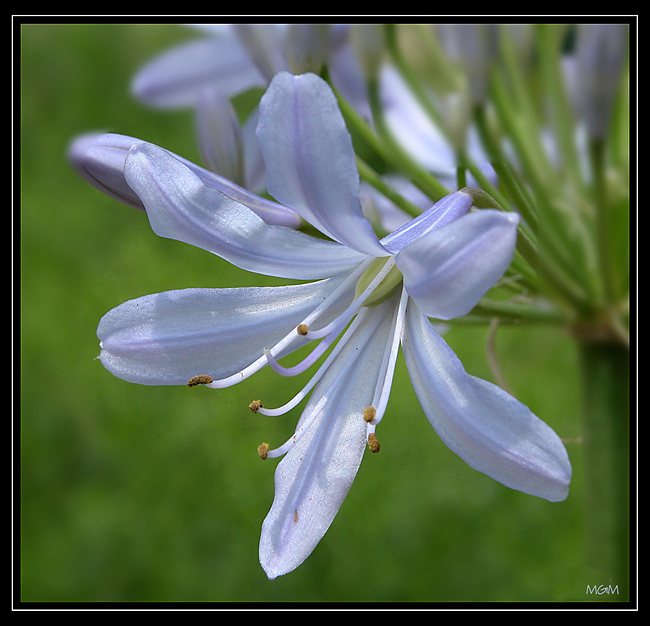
<box><xmin>363</xmin><ymin>406</ymin><xmax>377</xmax><ymax>423</ymax></box>
<box><xmin>257</xmin><ymin>442</ymin><xmax>270</xmax><ymax>460</ymax></box>
<box><xmin>368</xmin><ymin>433</ymin><xmax>381</xmax><ymax>453</ymax></box>
<box><xmin>249</xmin><ymin>399</ymin><xmax>264</xmax><ymax>413</ymax></box>
<box><xmin>187</xmin><ymin>374</ymin><xmax>214</xmax><ymax>387</ymax></box>
<box><xmin>297</xmin><ymin>323</ymin><xmax>309</xmax><ymax>335</ymax></box>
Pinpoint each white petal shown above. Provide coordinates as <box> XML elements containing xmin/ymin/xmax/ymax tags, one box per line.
<box><xmin>259</xmin><ymin>294</ymin><xmax>401</xmax><ymax>579</ymax></box>
<box><xmin>397</xmin><ymin>209</ymin><xmax>519</xmax><ymax>319</ymax></box>
<box><xmin>124</xmin><ymin>143</ymin><xmax>368</xmax><ymax>280</ymax></box>
<box><xmin>97</xmin><ymin>275</ymin><xmax>354</xmax><ymax>386</ymax></box>
<box><xmin>257</xmin><ymin>72</ymin><xmax>388</xmax><ymax>257</ymax></box>
<box><xmin>402</xmin><ymin>301</ymin><xmax>572</xmax><ymax>502</ymax></box>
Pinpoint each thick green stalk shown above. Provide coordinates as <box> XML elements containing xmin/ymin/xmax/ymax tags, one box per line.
<box><xmin>578</xmin><ymin>337</ymin><xmax>630</xmax><ymax>601</ymax></box>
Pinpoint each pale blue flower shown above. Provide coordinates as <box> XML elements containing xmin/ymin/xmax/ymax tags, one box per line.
<box><xmin>78</xmin><ymin>72</ymin><xmax>571</xmax><ymax>579</ymax></box>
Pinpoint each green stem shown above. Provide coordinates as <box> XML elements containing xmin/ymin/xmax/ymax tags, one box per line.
<box><xmin>384</xmin><ymin>24</ymin><xmax>446</xmax><ymax>132</ymax></box>
<box><xmin>356</xmin><ymin>156</ymin><xmax>423</xmax><ymax>219</ymax></box>
<box><xmin>578</xmin><ymin>338</ymin><xmax>630</xmax><ymax>601</ymax></box>
<box><xmin>589</xmin><ymin>137</ymin><xmax>614</xmax><ymax>305</ymax></box>
<box><xmin>328</xmin><ymin>73</ymin><xmax>450</xmax><ymax>203</ymax></box>
<box><xmin>535</xmin><ymin>24</ymin><xmax>585</xmax><ymax>195</ymax></box>
<box><xmin>365</xmin><ymin>76</ymin><xmax>452</xmax><ymax>202</ymax></box>
<box><xmin>471</xmin><ymin>297</ymin><xmax>566</xmax><ymax>324</ymax></box>
<box><xmin>489</xmin><ymin>160</ymin><xmax>539</xmax><ymax>233</ymax></box>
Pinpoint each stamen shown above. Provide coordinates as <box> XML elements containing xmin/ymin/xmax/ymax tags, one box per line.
<box><xmin>369</xmin><ymin>286</ymin><xmax>409</xmax><ymax>427</ymax></box>
<box><xmin>187</xmin><ymin>374</ymin><xmax>214</xmax><ymax>387</ymax></box>
<box><xmin>368</xmin><ymin>433</ymin><xmax>381</xmax><ymax>453</ymax></box>
<box><xmin>257</xmin><ymin>442</ymin><xmax>270</xmax><ymax>460</ymax></box>
<box><xmin>364</xmin><ymin>287</ymin><xmax>408</xmax><ymax>451</ymax></box>
<box><xmin>249</xmin><ymin>399</ymin><xmax>263</xmax><ymax>413</ymax></box>
<box><xmin>205</xmin><ymin>261</ymin><xmax>372</xmax><ymax>389</ymax></box>
<box><xmin>257</xmin><ymin>285</ymin><xmax>395</xmax><ymax>461</ymax></box>
<box><xmin>263</xmin><ymin>322</ymin><xmax>341</xmax><ymax>377</ymax></box>
<box><xmin>262</xmin><ymin>312</ymin><xmax>379</xmax><ymax>458</ymax></box>
<box><xmin>297</xmin><ymin>323</ymin><xmax>309</xmax><ymax>335</ymax></box>
<box><xmin>257</xmin><ymin>309</ymin><xmax>369</xmax><ymax>417</ymax></box>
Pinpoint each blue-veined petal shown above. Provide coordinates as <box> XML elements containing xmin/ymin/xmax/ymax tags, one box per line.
<box><xmin>396</xmin><ymin>209</ymin><xmax>519</xmax><ymax>319</ymax></box>
<box><xmin>259</xmin><ymin>292</ymin><xmax>401</xmax><ymax>579</ymax></box>
<box><xmin>124</xmin><ymin>143</ymin><xmax>368</xmax><ymax>280</ymax></box>
<box><xmin>402</xmin><ymin>301</ymin><xmax>571</xmax><ymax>502</ymax></box>
<box><xmin>256</xmin><ymin>71</ymin><xmax>388</xmax><ymax>257</ymax></box>
<box><xmin>131</xmin><ymin>34</ymin><xmax>265</xmax><ymax>109</ymax></box>
<box><xmin>97</xmin><ymin>274</ymin><xmax>355</xmax><ymax>386</ymax></box>
<box><xmin>380</xmin><ymin>189</ymin><xmax>473</xmax><ymax>254</ymax></box>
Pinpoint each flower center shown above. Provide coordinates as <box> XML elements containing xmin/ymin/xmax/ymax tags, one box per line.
<box><xmin>186</xmin><ymin>256</ymin><xmax>407</xmax><ymax>460</ymax></box>
<box><xmin>353</xmin><ymin>256</ymin><xmax>403</xmax><ymax>308</ymax></box>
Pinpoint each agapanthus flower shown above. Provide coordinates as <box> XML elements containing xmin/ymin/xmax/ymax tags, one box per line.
<box><xmin>72</xmin><ymin>71</ymin><xmax>571</xmax><ymax>579</ymax></box>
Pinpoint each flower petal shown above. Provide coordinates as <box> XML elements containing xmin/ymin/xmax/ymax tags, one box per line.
<box><xmin>380</xmin><ymin>189</ymin><xmax>473</xmax><ymax>254</ymax></box>
<box><xmin>97</xmin><ymin>275</ymin><xmax>355</xmax><ymax>386</ymax></box>
<box><xmin>259</xmin><ymin>294</ymin><xmax>401</xmax><ymax>579</ymax></box>
<box><xmin>131</xmin><ymin>34</ymin><xmax>265</xmax><ymax>109</ymax></box>
<box><xmin>195</xmin><ymin>86</ymin><xmax>247</xmax><ymax>187</ymax></box>
<box><xmin>256</xmin><ymin>71</ymin><xmax>388</xmax><ymax>257</ymax></box>
<box><xmin>68</xmin><ymin>133</ymin><xmax>146</xmax><ymax>210</ymax></box>
<box><xmin>397</xmin><ymin>209</ymin><xmax>519</xmax><ymax>319</ymax></box>
<box><xmin>124</xmin><ymin>143</ymin><xmax>368</xmax><ymax>280</ymax></box>
<box><xmin>69</xmin><ymin>132</ymin><xmax>302</xmax><ymax>228</ymax></box>
<box><xmin>402</xmin><ymin>301</ymin><xmax>572</xmax><ymax>502</ymax></box>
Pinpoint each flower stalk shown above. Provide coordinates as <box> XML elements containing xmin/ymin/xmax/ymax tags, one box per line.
<box><xmin>578</xmin><ymin>339</ymin><xmax>630</xmax><ymax>600</ymax></box>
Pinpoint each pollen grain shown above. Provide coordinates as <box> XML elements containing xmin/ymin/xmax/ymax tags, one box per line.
<box><xmin>257</xmin><ymin>442</ymin><xmax>270</xmax><ymax>460</ymax></box>
<box><xmin>187</xmin><ymin>374</ymin><xmax>214</xmax><ymax>387</ymax></box>
<box><xmin>249</xmin><ymin>399</ymin><xmax>264</xmax><ymax>412</ymax></box>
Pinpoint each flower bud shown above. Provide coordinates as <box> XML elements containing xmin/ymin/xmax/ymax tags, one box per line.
<box><xmin>350</xmin><ymin>24</ymin><xmax>386</xmax><ymax>81</ymax></box>
<box><xmin>68</xmin><ymin>132</ymin><xmax>144</xmax><ymax>210</ymax></box>
<box><xmin>195</xmin><ymin>86</ymin><xmax>246</xmax><ymax>186</ymax></box>
<box><xmin>285</xmin><ymin>23</ymin><xmax>331</xmax><ymax>75</ymax></box>
<box><xmin>575</xmin><ymin>23</ymin><xmax>628</xmax><ymax>139</ymax></box>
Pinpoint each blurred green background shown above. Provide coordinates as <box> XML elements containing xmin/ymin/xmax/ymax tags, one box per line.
<box><xmin>20</xmin><ymin>23</ymin><xmax>593</xmax><ymax>604</ymax></box>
